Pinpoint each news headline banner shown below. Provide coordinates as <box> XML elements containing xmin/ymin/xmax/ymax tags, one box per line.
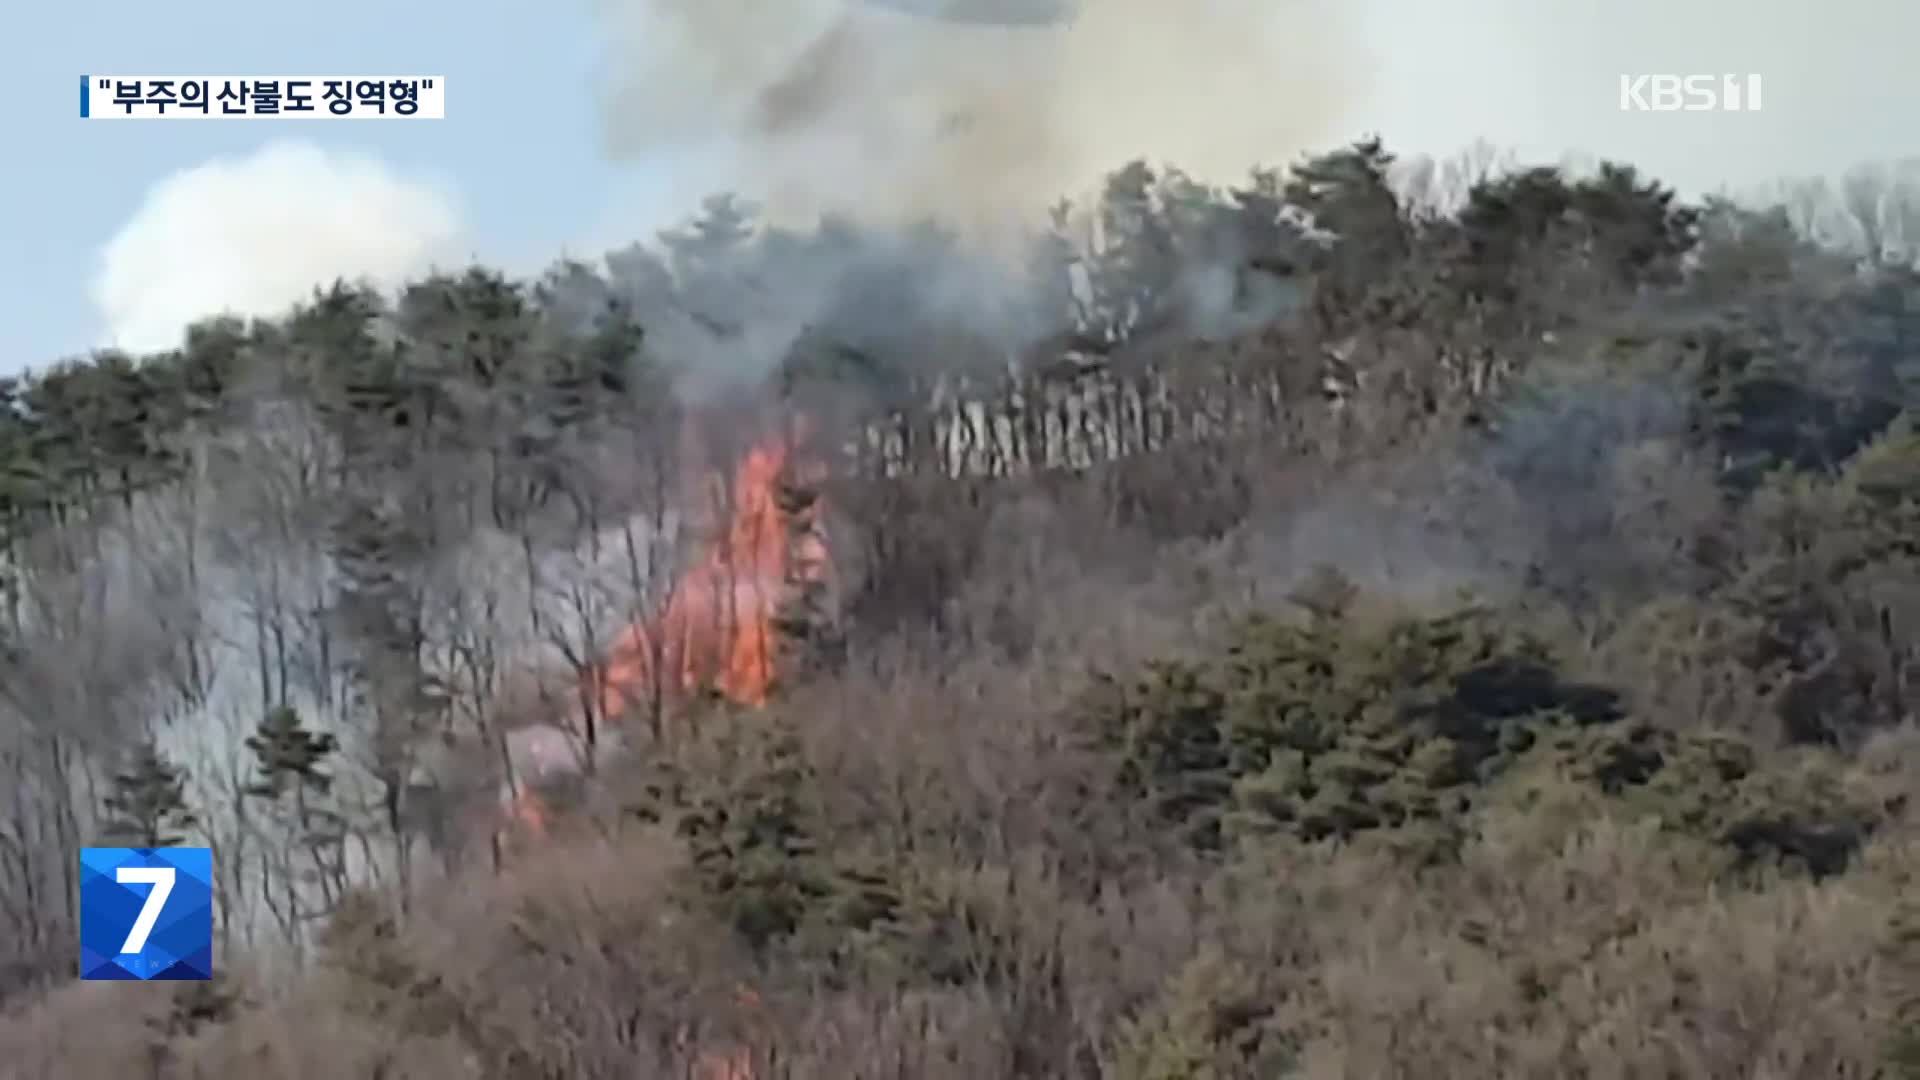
<box><xmin>80</xmin><ymin>76</ymin><xmax>445</xmax><ymax>119</ymax></box>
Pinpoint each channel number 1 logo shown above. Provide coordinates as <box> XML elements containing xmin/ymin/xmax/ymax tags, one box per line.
<box><xmin>79</xmin><ymin>847</ymin><xmax>214</xmax><ymax>980</ymax></box>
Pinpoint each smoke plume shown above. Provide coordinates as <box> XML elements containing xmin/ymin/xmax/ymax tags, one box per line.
<box><xmin>590</xmin><ymin>0</ymin><xmax>1369</xmax><ymax>229</ymax></box>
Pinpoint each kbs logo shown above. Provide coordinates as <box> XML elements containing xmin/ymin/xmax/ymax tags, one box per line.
<box><xmin>1619</xmin><ymin>74</ymin><xmax>1763</xmax><ymax>112</ymax></box>
<box><xmin>79</xmin><ymin>847</ymin><xmax>214</xmax><ymax>980</ymax></box>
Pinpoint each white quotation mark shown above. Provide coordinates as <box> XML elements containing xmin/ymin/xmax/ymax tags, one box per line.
<box><xmin>115</xmin><ymin>866</ymin><xmax>176</xmax><ymax>954</ymax></box>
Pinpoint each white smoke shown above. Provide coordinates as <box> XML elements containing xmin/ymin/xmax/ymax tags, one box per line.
<box><xmin>92</xmin><ymin>139</ymin><xmax>465</xmax><ymax>355</ymax></box>
<box><xmin>84</xmin><ymin>0</ymin><xmax>1920</xmax><ymax>359</ymax></box>
<box><xmin>590</xmin><ymin>0</ymin><xmax>1370</xmax><ymax>231</ymax></box>
<box><xmin>587</xmin><ymin>0</ymin><xmax>1920</xmax><ymax>240</ymax></box>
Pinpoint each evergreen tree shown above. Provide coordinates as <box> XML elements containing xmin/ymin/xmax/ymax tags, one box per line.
<box><xmin>245</xmin><ymin>705</ymin><xmax>340</xmax><ymax>827</ymax></box>
<box><xmin>101</xmin><ymin>738</ymin><xmax>198</xmax><ymax>849</ymax></box>
<box><xmin>245</xmin><ymin>705</ymin><xmax>350</xmax><ymax>913</ymax></box>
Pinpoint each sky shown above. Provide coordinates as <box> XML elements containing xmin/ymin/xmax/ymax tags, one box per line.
<box><xmin>4</xmin><ymin>0</ymin><xmax>1917</xmax><ymax>374</ymax></box>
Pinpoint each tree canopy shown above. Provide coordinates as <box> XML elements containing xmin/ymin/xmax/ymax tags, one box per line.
<box><xmin>2</xmin><ymin>142</ymin><xmax>1919</xmax><ymax>1077</ymax></box>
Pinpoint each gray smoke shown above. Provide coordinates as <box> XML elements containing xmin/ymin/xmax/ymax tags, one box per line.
<box><xmin>589</xmin><ymin>0</ymin><xmax>1368</xmax><ymax>230</ymax></box>
<box><xmin>574</xmin><ymin>0</ymin><xmax>1920</xmax><ymax>390</ymax></box>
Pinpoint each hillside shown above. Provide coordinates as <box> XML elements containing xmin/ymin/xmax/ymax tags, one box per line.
<box><xmin>2</xmin><ymin>140</ymin><xmax>1919</xmax><ymax>1078</ymax></box>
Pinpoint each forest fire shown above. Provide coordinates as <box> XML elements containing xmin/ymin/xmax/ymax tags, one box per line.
<box><xmin>495</xmin><ymin>429</ymin><xmax>820</xmax><ymax>1079</ymax></box>
<box><xmin>596</xmin><ymin>437</ymin><xmax>795</xmax><ymax>713</ymax></box>
<box><xmin>502</xmin><ymin>425</ymin><xmax>827</xmax><ymax>843</ymax></box>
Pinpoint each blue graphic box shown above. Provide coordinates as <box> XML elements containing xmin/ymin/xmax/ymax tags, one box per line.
<box><xmin>79</xmin><ymin>847</ymin><xmax>214</xmax><ymax>980</ymax></box>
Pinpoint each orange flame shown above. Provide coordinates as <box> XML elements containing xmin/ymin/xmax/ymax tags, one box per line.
<box><xmin>498</xmin><ymin>435</ymin><xmax>803</xmax><ymax>1080</ymax></box>
<box><xmin>499</xmin><ymin>428</ymin><xmax>822</xmax><ymax>859</ymax></box>
<box><xmin>596</xmin><ymin>438</ymin><xmax>792</xmax><ymax>715</ymax></box>
<box><xmin>595</xmin><ymin>422</ymin><xmax>830</xmax><ymax>724</ymax></box>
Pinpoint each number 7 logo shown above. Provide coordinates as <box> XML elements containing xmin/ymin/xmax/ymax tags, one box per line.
<box><xmin>79</xmin><ymin>847</ymin><xmax>214</xmax><ymax>980</ymax></box>
<box><xmin>115</xmin><ymin>866</ymin><xmax>175</xmax><ymax>954</ymax></box>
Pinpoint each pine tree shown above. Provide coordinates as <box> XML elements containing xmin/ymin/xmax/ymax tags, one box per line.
<box><xmin>245</xmin><ymin>705</ymin><xmax>349</xmax><ymax>914</ymax></box>
<box><xmin>101</xmin><ymin>738</ymin><xmax>198</xmax><ymax>849</ymax></box>
<box><xmin>245</xmin><ymin>704</ymin><xmax>346</xmax><ymax>857</ymax></box>
<box><xmin>245</xmin><ymin>705</ymin><xmax>339</xmax><ymax>805</ymax></box>
<box><xmin>770</xmin><ymin>470</ymin><xmax>843</xmax><ymax>686</ymax></box>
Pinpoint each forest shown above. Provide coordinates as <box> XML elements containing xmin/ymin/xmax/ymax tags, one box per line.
<box><xmin>1</xmin><ymin>138</ymin><xmax>1919</xmax><ymax>1077</ymax></box>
